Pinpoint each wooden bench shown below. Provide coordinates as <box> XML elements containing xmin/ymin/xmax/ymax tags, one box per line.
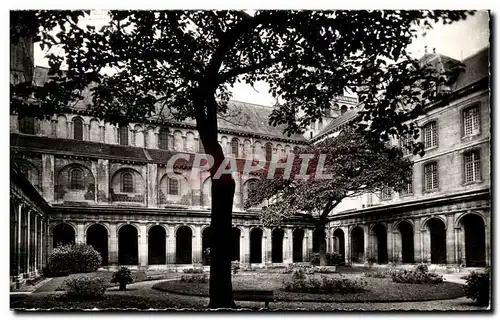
<box><xmin>233</xmin><ymin>290</ymin><xmax>274</xmax><ymax>308</ymax></box>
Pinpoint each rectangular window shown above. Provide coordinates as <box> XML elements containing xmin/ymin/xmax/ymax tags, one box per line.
<box><xmin>464</xmin><ymin>150</ymin><xmax>481</xmax><ymax>183</ymax></box>
<box><xmin>168</xmin><ymin>178</ymin><xmax>179</xmax><ymax>195</ymax></box>
<box><xmin>400</xmin><ymin>133</ymin><xmax>413</xmax><ymax>156</ymax></box>
<box><xmin>380</xmin><ymin>185</ymin><xmax>392</xmax><ymax>200</ymax></box>
<box><xmin>400</xmin><ymin>171</ymin><xmax>414</xmax><ymax>196</ymax></box>
<box><xmin>463</xmin><ymin>105</ymin><xmax>480</xmax><ymax>136</ymax></box>
<box><xmin>159</xmin><ymin>129</ymin><xmax>169</xmax><ymax>150</ymax></box>
<box><xmin>423</xmin><ymin>122</ymin><xmax>438</xmax><ymax>149</ymax></box>
<box><xmin>19</xmin><ymin>116</ymin><xmax>35</xmax><ymax>134</ymax></box>
<box><xmin>424</xmin><ymin>162</ymin><xmax>438</xmax><ymax>191</ymax></box>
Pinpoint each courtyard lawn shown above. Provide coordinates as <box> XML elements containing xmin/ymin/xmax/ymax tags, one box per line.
<box><xmin>152</xmin><ymin>273</ymin><xmax>465</xmax><ymax>303</ymax></box>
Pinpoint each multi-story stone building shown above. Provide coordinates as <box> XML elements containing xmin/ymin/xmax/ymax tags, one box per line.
<box><xmin>9</xmin><ymin>35</ymin><xmax>490</xmax><ymax>284</ymax></box>
<box><xmin>313</xmin><ymin>47</ymin><xmax>491</xmax><ymax>268</ymax></box>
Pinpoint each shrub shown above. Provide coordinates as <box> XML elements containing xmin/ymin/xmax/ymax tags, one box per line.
<box><xmin>64</xmin><ymin>276</ymin><xmax>106</xmax><ymax>300</ymax></box>
<box><xmin>283</xmin><ymin>274</ymin><xmax>366</xmax><ymax>294</ymax></box>
<box><xmin>309</xmin><ymin>252</ymin><xmax>344</xmax><ymax>266</ymax></box>
<box><xmin>231</xmin><ymin>261</ymin><xmax>240</xmax><ymax>274</ymax></box>
<box><xmin>47</xmin><ymin>243</ymin><xmax>102</xmax><ymax>276</ymax></box>
<box><xmin>463</xmin><ymin>270</ymin><xmax>490</xmax><ymax>306</ymax></box>
<box><xmin>391</xmin><ymin>270</ymin><xmax>443</xmax><ymax>284</ymax></box>
<box><xmin>111</xmin><ymin>267</ymin><xmax>133</xmax><ymax>290</ymax></box>
<box><xmin>180</xmin><ymin>273</ymin><xmax>207</xmax><ymax>283</ymax></box>
<box><xmin>414</xmin><ymin>263</ymin><xmax>429</xmax><ymax>274</ymax></box>
<box><xmin>182</xmin><ymin>267</ymin><xmax>204</xmax><ymax>274</ymax></box>
<box><xmin>240</xmin><ymin>263</ymin><xmax>255</xmax><ymax>272</ymax></box>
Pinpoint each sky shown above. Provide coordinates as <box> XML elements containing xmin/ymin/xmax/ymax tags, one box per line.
<box><xmin>33</xmin><ymin>10</ymin><xmax>490</xmax><ymax>107</ymax></box>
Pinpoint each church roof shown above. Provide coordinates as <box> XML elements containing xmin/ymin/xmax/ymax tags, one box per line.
<box><xmin>32</xmin><ymin>67</ymin><xmax>306</xmax><ymax>143</ymax></box>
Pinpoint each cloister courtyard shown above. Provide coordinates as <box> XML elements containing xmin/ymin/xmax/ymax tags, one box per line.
<box><xmin>10</xmin><ymin>265</ymin><xmax>489</xmax><ymax>311</ymax></box>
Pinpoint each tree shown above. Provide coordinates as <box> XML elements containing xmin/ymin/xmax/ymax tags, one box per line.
<box><xmin>10</xmin><ymin>10</ymin><xmax>472</xmax><ymax>308</ymax></box>
<box><xmin>245</xmin><ymin>128</ymin><xmax>414</xmax><ymax>266</ymax></box>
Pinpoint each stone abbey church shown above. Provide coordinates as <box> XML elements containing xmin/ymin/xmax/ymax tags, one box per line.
<box><xmin>10</xmin><ymin>37</ymin><xmax>490</xmax><ymax>283</ymax></box>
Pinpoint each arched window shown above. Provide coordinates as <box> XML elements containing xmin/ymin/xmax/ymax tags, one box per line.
<box><xmin>265</xmin><ymin>143</ymin><xmax>273</xmax><ymax>161</ymax></box>
<box><xmin>119</xmin><ymin>126</ymin><xmax>129</xmax><ymax>146</ymax></box>
<box><xmin>73</xmin><ymin>118</ymin><xmax>83</xmax><ymax>140</ymax></box>
<box><xmin>69</xmin><ymin>168</ymin><xmax>84</xmax><ymax>190</ymax></box>
<box><xmin>19</xmin><ymin>116</ymin><xmax>35</xmax><ymax>134</ymax></box>
<box><xmin>159</xmin><ymin>128</ymin><xmax>169</xmax><ymax>150</ymax></box>
<box><xmin>122</xmin><ymin>172</ymin><xmax>134</xmax><ymax>193</ymax></box>
<box><xmin>340</xmin><ymin>105</ymin><xmax>348</xmax><ymax>115</ymax></box>
<box><xmin>231</xmin><ymin>138</ymin><xmax>239</xmax><ymax>157</ymax></box>
<box><xmin>168</xmin><ymin>177</ymin><xmax>179</xmax><ymax>195</ymax></box>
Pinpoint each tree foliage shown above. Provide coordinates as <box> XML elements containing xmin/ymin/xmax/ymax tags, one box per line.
<box><xmin>244</xmin><ymin>128</ymin><xmax>413</xmax><ymax>224</ymax></box>
<box><xmin>11</xmin><ymin>10</ymin><xmax>472</xmax><ymax>154</ymax></box>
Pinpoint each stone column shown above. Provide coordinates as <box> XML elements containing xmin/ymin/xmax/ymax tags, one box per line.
<box><xmin>147</xmin><ymin>163</ymin><xmax>158</xmax><ymax>208</ymax></box>
<box><xmin>139</xmin><ymin>224</ymin><xmax>148</xmax><ymax>267</ymax></box>
<box><xmin>421</xmin><ymin>228</ymin><xmax>430</xmax><ymax>263</ymax></box>
<box><xmin>413</xmin><ymin>219</ymin><xmax>422</xmax><ymax>263</ymax></box>
<box><xmin>84</xmin><ymin>123</ymin><xmax>90</xmax><ymax>141</ymax></box>
<box><xmin>484</xmin><ymin>220</ymin><xmax>490</xmax><ymax>266</ymax></box>
<box><xmin>41</xmin><ymin>154</ymin><xmax>55</xmax><ymax>202</ymax></box>
<box><xmin>455</xmin><ymin>226</ymin><xmax>464</xmax><ymax>265</ymax></box>
<box><xmin>233</xmin><ymin>172</ymin><xmax>242</xmax><ymax>209</ymax></box>
<box><xmin>363</xmin><ymin>225</ymin><xmax>369</xmax><ymax>263</ymax></box>
<box><xmin>77</xmin><ymin>222</ymin><xmax>85</xmax><ymax>243</ymax></box>
<box><xmin>34</xmin><ymin>215</ymin><xmax>38</xmax><ymax>272</ymax></box>
<box><xmin>393</xmin><ymin>229</ymin><xmax>401</xmax><ymax>264</ymax></box>
<box><xmin>67</xmin><ymin>121</ymin><xmax>72</xmax><ymax>139</ymax></box>
<box><xmin>97</xmin><ymin>159</ymin><xmax>109</xmax><ymax>203</ymax></box>
<box><xmin>264</xmin><ymin>228</ymin><xmax>272</xmax><ymax>264</ymax></box>
<box><xmin>305</xmin><ymin>229</ymin><xmax>313</xmax><ymax>261</ymax></box>
<box><xmin>342</xmin><ymin>226</ymin><xmax>350</xmax><ymax>264</ymax></box>
<box><xmin>99</xmin><ymin>125</ymin><xmax>105</xmax><ymax>143</ymax></box>
<box><xmin>167</xmin><ymin>225</ymin><xmax>176</xmax><ymax>264</ymax></box>
<box><xmin>26</xmin><ymin>210</ymin><xmax>31</xmax><ymax>274</ymax></box>
<box><xmin>446</xmin><ymin>215</ymin><xmax>455</xmax><ymax>264</ymax></box>
<box><xmin>284</xmin><ymin>228</ymin><xmax>293</xmax><ymax>263</ymax></box>
<box><xmin>109</xmin><ymin>224</ymin><xmax>118</xmax><ymax>265</ymax></box>
<box><xmin>39</xmin><ymin>217</ymin><xmax>44</xmax><ymax>270</ymax></box>
<box><xmin>386</xmin><ymin>222</ymin><xmax>393</xmax><ymax>263</ymax></box>
<box><xmin>193</xmin><ymin>225</ymin><xmax>202</xmax><ymax>264</ymax></box>
<box><xmin>16</xmin><ymin>204</ymin><xmax>22</xmax><ymax>276</ymax></box>
<box><xmin>240</xmin><ymin>227</ymin><xmax>249</xmax><ymax>264</ymax></box>
<box><xmin>51</xmin><ymin>120</ymin><xmax>57</xmax><ymax>137</ymax></box>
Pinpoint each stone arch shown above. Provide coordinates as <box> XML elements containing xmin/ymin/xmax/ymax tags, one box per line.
<box><xmin>425</xmin><ymin>218</ymin><xmax>447</xmax><ymax>264</ymax></box>
<box><xmin>148</xmin><ymin>225</ymin><xmax>166</xmax><ymax>265</ymax></box>
<box><xmin>292</xmin><ymin>228</ymin><xmax>305</xmax><ymax>262</ymax></box>
<box><xmin>56</xmin><ymin>163</ymin><xmax>95</xmax><ymax>202</ymax></box>
<box><xmin>243</xmin><ymin>139</ymin><xmax>252</xmax><ymax>159</ymax></box>
<box><xmin>134</xmin><ymin>124</ymin><xmax>144</xmax><ymax>147</ymax></box>
<box><xmin>173</xmin><ymin>130</ymin><xmax>183</xmax><ymax>151</ymax></box>
<box><xmin>185</xmin><ymin>131</ymin><xmax>195</xmax><ymax>152</ymax></box>
<box><xmin>396</xmin><ymin>221</ymin><xmax>414</xmax><ymax>263</ymax></box>
<box><xmin>118</xmin><ymin>224</ymin><xmax>138</xmax><ymax>265</ymax></box>
<box><xmin>56</xmin><ymin>114</ymin><xmax>68</xmax><ymax>138</ymax></box>
<box><xmin>72</xmin><ymin>116</ymin><xmax>84</xmax><ymax>140</ymax></box>
<box><xmin>458</xmin><ymin>213</ymin><xmax>486</xmax><ymax>267</ymax></box>
<box><xmin>89</xmin><ymin>118</ymin><xmax>101</xmax><ymax>142</ymax></box>
<box><xmin>52</xmin><ymin>223</ymin><xmax>76</xmax><ymax>248</ymax></box>
<box><xmin>86</xmin><ymin>224</ymin><xmax>109</xmax><ymax>265</ymax></box>
<box><xmin>333</xmin><ymin>228</ymin><xmax>345</xmax><ymax>261</ymax></box>
<box><xmin>231</xmin><ymin>137</ymin><xmax>240</xmax><ymax>157</ymax></box>
<box><xmin>454</xmin><ymin>211</ymin><xmax>487</xmax><ymax>229</ymax></box>
<box><xmin>351</xmin><ymin>226</ymin><xmax>364</xmax><ymax>263</ymax></box>
<box><xmin>421</xmin><ymin>215</ymin><xmax>447</xmax><ymax>230</ymax></box>
<box><xmin>176</xmin><ymin>226</ymin><xmax>193</xmax><ymax>264</ymax></box>
<box><xmin>271</xmin><ymin>228</ymin><xmax>285</xmax><ymax>263</ymax></box>
<box><xmin>146</xmin><ymin>223</ymin><xmax>168</xmax><ymax>235</ymax></box>
<box><xmin>254</xmin><ymin>141</ymin><xmax>262</xmax><ymax>158</ymax></box>
<box><xmin>249</xmin><ymin>227</ymin><xmax>263</xmax><ymax>263</ymax></box>
<box><xmin>372</xmin><ymin>223</ymin><xmax>388</xmax><ymax>264</ymax></box>
<box><xmin>110</xmin><ymin>168</ymin><xmax>146</xmax><ymax>203</ymax></box>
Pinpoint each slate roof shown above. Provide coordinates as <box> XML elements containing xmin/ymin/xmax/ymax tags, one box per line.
<box><xmin>32</xmin><ymin>67</ymin><xmax>306</xmax><ymax>142</ymax></box>
<box><xmin>312</xmin><ymin>47</ymin><xmax>490</xmax><ymax>140</ymax></box>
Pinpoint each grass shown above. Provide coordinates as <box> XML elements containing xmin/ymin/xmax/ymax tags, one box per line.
<box><xmin>10</xmin><ymin>293</ymin><xmax>202</xmax><ymax>310</ymax></box>
<box><xmin>153</xmin><ymin>273</ymin><xmax>466</xmax><ymax>303</ymax></box>
<box><xmin>52</xmin><ymin>270</ymin><xmax>177</xmax><ymax>291</ymax></box>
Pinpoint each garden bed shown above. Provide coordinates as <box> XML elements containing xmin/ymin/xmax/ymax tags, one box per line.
<box><xmin>152</xmin><ymin>273</ymin><xmax>465</xmax><ymax>303</ymax></box>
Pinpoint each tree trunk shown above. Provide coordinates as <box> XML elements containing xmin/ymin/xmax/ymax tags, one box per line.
<box><xmin>208</xmin><ymin>175</ymin><xmax>236</xmax><ymax>308</ymax></box>
<box><xmin>317</xmin><ymin>222</ymin><xmax>328</xmax><ymax>267</ymax></box>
